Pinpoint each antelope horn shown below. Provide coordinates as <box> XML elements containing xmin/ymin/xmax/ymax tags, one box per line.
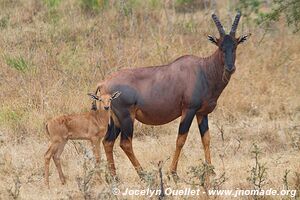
<box><xmin>211</xmin><ymin>13</ymin><xmax>225</xmax><ymax>37</ymax></box>
<box><xmin>230</xmin><ymin>12</ymin><xmax>241</xmax><ymax>36</ymax></box>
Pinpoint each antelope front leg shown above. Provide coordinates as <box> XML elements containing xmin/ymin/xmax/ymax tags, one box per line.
<box><xmin>53</xmin><ymin>141</ymin><xmax>67</xmax><ymax>185</ymax></box>
<box><xmin>103</xmin><ymin>123</ymin><xmax>121</xmax><ymax>178</ymax></box>
<box><xmin>119</xmin><ymin>116</ymin><xmax>143</xmax><ymax>178</ymax></box>
<box><xmin>44</xmin><ymin>143</ymin><xmax>58</xmax><ymax>188</ymax></box>
<box><xmin>170</xmin><ymin>109</ymin><xmax>196</xmax><ymax>181</ymax></box>
<box><xmin>91</xmin><ymin>137</ymin><xmax>101</xmax><ymax>164</ymax></box>
<box><xmin>196</xmin><ymin>115</ymin><xmax>211</xmax><ymax>164</ymax></box>
<box><xmin>120</xmin><ymin>137</ymin><xmax>143</xmax><ymax>176</ymax></box>
<box><xmin>196</xmin><ymin>114</ymin><xmax>215</xmax><ymax>188</ymax></box>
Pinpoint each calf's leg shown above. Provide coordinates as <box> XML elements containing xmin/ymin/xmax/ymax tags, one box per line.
<box><xmin>91</xmin><ymin>136</ymin><xmax>101</xmax><ymax>164</ymax></box>
<box><xmin>44</xmin><ymin>142</ymin><xmax>59</xmax><ymax>187</ymax></box>
<box><xmin>52</xmin><ymin>140</ymin><xmax>67</xmax><ymax>185</ymax></box>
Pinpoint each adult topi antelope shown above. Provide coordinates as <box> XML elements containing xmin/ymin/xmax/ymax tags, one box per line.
<box><xmin>97</xmin><ymin>12</ymin><xmax>249</xmax><ymax>179</ymax></box>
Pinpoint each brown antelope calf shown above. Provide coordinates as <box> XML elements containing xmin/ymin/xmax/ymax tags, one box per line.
<box><xmin>44</xmin><ymin>91</ymin><xmax>121</xmax><ymax>187</ymax></box>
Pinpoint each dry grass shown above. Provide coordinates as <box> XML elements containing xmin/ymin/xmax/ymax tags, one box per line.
<box><xmin>0</xmin><ymin>0</ymin><xmax>299</xmax><ymax>199</ymax></box>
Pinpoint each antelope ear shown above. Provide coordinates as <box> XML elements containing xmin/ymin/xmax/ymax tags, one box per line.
<box><xmin>91</xmin><ymin>101</ymin><xmax>97</xmax><ymax>111</ymax></box>
<box><xmin>238</xmin><ymin>34</ymin><xmax>250</xmax><ymax>44</ymax></box>
<box><xmin>111</xmin><ymin>91</ymin><xmax>121</xmax><ymax>100</ymax></box>
<box><xmin>208</xmin><ymin>35</ymin><xmax>218</xmax><ymax>45</ymax></box>
<box><xmin>87</xmin><ymin>93</ymin><xmax>99</xmax><ymax>101</ymax></box>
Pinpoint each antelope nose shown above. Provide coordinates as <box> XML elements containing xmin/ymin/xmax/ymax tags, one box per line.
<box><xmin>225</xmin><ymin>65</ymin><xmax>236</xmax><ymax>73</ymax></box>
<box><xmin>104</xmin><ymin>106</ymin><xmax>109</xmax><ymax>110</ymax></box>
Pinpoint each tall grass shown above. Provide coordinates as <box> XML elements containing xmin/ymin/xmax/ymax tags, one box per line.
<box><xmin>5</xmin><ymin>56</ymin><xmax>29</xmax><ymax>73</ymax></box>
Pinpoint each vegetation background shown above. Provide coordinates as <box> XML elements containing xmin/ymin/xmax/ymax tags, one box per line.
<box><xmin>0</xmin><ymin>0</ymin><xmax>299</xmax><ymax>199</ymax></box>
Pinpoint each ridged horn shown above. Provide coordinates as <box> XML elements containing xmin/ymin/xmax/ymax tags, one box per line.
<box><xmin>211</xmin><ymin>13</ymin><xmax>225</xmax><ymax>37</ymax></box>
<box><xmin>230</xmin><ymin>12</ymin><xmax>241</xmax><ymax>36</ymax></box>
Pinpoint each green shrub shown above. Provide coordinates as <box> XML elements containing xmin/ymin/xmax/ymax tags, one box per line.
<box><xmin>175</xmin><ymin>0</ymin><xmax>205</xmax><ymax>13</ymax></box>
<box><xmin>237</xmin><ymin>0</ymin><xmax>300</xmax><ymax>32</ymax></box>
<box><xmin>186</xmin><ymin>161</ymin><xmax>216</xmax><ymax>187</ymax></box>
<box><xmin>43</xmin><ymin>0</ymin><xmax>61</xmax><ymax>23</ymax></box>
<box><xmin>247</xmin><ymin>143</ymin><xmax>268</xmax><ymax>193</ymax></box>
<box><xmin>0</xmin><ymin>15</ymin><xmax>9</xmax><ymax>29</ymax></box>
<box><xmin>5</xmin><ymin>56</ymin><xmax>29</xmax><ymax>73</ymax></box>
<box><xmin>44</xmin><ymin>0</ymin><xmax>61</xmax><ymax>8</ymax></box>
<box><xmin>80</xmin><ymin>0</ymin><xmax>109</xmax><ymax>14</ymax></box>
<box><xmin>118</xmin><ymin>0</ymin><xmax>142</xmax><ymax>17</ymax></box>
<box><xmin>0</xmin><ymin>107</ymin><xmax>24</xmax><ymax>128</ymax></box>
<box><xmin>149</xmin><ymin>0</ymin><xmax>161</xmax><ymax>9</ymax></box>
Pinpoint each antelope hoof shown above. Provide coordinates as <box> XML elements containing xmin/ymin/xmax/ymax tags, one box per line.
<box><xmin>136</xmin><ymin>168</ymin><xmax>147</xmax><ymax>181</ymax></box>
<box><xmin>112</xmin><ymin>175</ymin><xmax>120</xmax><ymax>183</ymax></box>
<box><xmin>170</xmin><ymin>171</ymin><xmax>180</xmax><ymax>183</ymax></box>
<box><xmin>204</xmin><ymin>172</ymin><xmax>216</xmax><ymax>189</ymax></box>
<box><xmin>61</xmin><ymin>177</ymin><xmax>66</xmax><ymax>185</ymax></box>
<box><xmin>204</xmin><ymin>176</ymin><xmax>211</xmax><ymax>189</ymax></box>
<box><xmin>211</xmin><ymin>170</ymin><xmax>216</xmax><ymax>177</ymax></box>
<box><xmin>105</xmin><ymin>174</ymin><xmax>120</xmax><ymax>184</ymax></box>
<box><xmin>137</xmin><ymin>170</ymin><xmax>147</xmax><ymax>181</ymax></box>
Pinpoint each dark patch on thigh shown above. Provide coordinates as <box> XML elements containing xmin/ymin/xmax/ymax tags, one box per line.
<box><xmin>104</xmin><ymin>117</ymin><xmax>121</xmax><ymax>141</ymax></box>
<box><xmin>179</xmin><ymin>109</ymin><xmax>196</xmax><ymax>134</ymax></box>
<box><xmin>110</xmin><ymin>106</ymin><xmax>134</xmax><ymax>141</ymax></box>
<box><xmin>120</xmin><ymin>116</ymin><xmax>134</xmax><ymax>140</ymax></box>
<box><xmin>107</xmin><ymin>85</ymin><xmax>139</xmax><ymax>142</ymax></box>
<box><xmin>199</xmin><ymin>115</ymin><xmax>209</xmax><ymax>137</ymax></box>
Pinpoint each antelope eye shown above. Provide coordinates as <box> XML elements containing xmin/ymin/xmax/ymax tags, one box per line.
<box><xmin>109</xmin><ymin>97</ymin><xmax>113</xmax><ymax>101</ymax></box>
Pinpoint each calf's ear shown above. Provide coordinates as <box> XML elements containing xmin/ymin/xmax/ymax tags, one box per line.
<box><xmin>91</xmin><ymin>101</ymin><xmax>97</xmax><ymax>111</ymax></box>
<box><xmin>111</xmin><ymin>91</ymin><xmax>121</xmax><ymax>100</ymax></box>
<box><xmin>88</xmin><ymin>93</ymin><xmax>99</xmax><ymax>101</ymax></box>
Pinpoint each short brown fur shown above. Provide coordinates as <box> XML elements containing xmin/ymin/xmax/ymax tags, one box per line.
<box><xmin>44</xmin><ymin>92</ymin><xmax>120</xmax><ymax>187</ymax></box>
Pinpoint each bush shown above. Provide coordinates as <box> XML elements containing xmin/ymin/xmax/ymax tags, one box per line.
<box><xmin>174</xmin><ymin>0</ymin><xmax>209</xmax><ymax>13</ymax></box>
<box><xmin>5</xmin><ymin>56</ymin><xmax>29</xmax><ymax>73</ymax></box>
<box><xmin>44</xmin><ymin>0</ymin><xmax>61</xmax><ymax>9</ymax></box>
<box><xmin>0</xmin><ymin>15</ymin><xmax>9</xmax><ymax>29</ymax></box>
<box><xmin>247</xmin><ymin>144</ymin><xmax>268</xmax><ymax>193</ymax></box>
<box><xmin>237</xmin><ymin>0</ymin><xmax>300</xmax><ymax>32</ymax></box>
<box><xmin>80</xmin><ymin>0</ymin><xmax>109</xmax><ymax>14</ymax></box>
